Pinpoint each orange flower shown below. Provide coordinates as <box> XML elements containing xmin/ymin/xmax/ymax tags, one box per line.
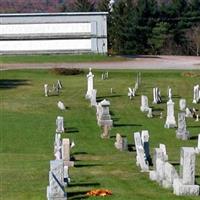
<box><xmin>86</xmin><ymin>189</ymin><xmax>112</xmax><ymax>196</ymax></box>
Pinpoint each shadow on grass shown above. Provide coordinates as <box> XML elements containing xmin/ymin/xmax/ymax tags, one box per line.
<box><xmin>97</xmin><ymin>94</ymin><xmax>123</xmax><ymax>101</ymax></box>
<box><xmin>67</xmin><ymin>191</ymin><xmax>89</xmax><ymax>200</ymax></box>
<box><xmin>128</xmin><ymin>144</ymin><xmax>135</xmax><ymax>152</ymax></box>
<box><xmin>190</xmin><ymin>135</ymin><xmax>198</xmax><ymax>140</ymax></box>
<box><xmin>0</xmin><ymin>79</ymin><xmax>30</xmax><ymax>89</ymax></box>
<box><xmin>65</xmin><ymin>127</ymin><xmax>79</xmax><ymax>133</ymax></box>
<box><xmin>188</xmin><ymin>126</ymin><xmax>200</xmax><ymax>129</ymax></box>
<box><xmin>74</xmin><ymin>163</ymin><xmax>103</xmax><ymax>168</ymax></box>
<box><xmin>69</xmin><ymin>182</ymin><xmax>100</xmax><ymax>187</ymax></box>
<box><xmin>72</xmin><ymin>152</ymin><xmax>88</xmax><ymax>155</ymax></box>
<box><xmin>114</xmin><ymin>123</ymin><xmax>142</xmax><ymax>127</ymax></box>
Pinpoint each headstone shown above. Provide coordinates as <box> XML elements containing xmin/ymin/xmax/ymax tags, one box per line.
<box><xmin>185</xmin><ymin>107</ymin><xmax>193</xmax><ymax>118</ymax></box>
<box><xmin>134</xmin><ymin>132</ymin><xmax>149</xmax><ymax>172</ymax></box>
<box><xmin>173</xmin><ymin>147</ymin><xmax>199</xmax><ymax>196</ymax></box>
<box><xmin>140</xmin><ymin>95</ymin><xmax>149</xmax><ymax>112</ymax></box>
<box><xmin>141</xmin><ymin>130</ymin><xmax>152</xmax><ymax>165</ymax></box>
<box><xmin>164</xmin><ymin>99</ymin><xmax>176</xmax><ymax>128</ymax></box>
<box><xmin>44</xmin><ymin>84</ymin><xmax>49</xmax><ymax>97</ymax></box>
<box><xmin>134</xmin><ymin>132</ymin><xmax>142</xmax><ymax>166</ymax></box>
<box><xmin>54</xmin><ymin>133</ymin><xmax>62</xmax><ymax>160</ymax></box>
<box><xmin>85</xmin><ymin>68</ymin><xmax>94</xmax><ymax>99</ymax></box>
<box><xmin>96</xmin><ymin>102</ymin><xmax>103</xmax><ymax>124</ymax></box>
<box><xmin>159</xmin><ymin>144</ymin><xmax>168</xmax><ymax>161</ymax></box>
<box><xmin>47</xmin><ymin>160</ymin><xmax>67</xmax><ymax>200</ymax></box>
<box><xmin>62</xmin><ymin>138</ymin><xmax>74</xmax><ymax>167</ymax></box>
<box><xmin>57</xmin><ymin>101</ymin><xmax>65</xmax><ymax>110</ymax></box>
<box><xmin>98</xmin><ymin>99</ymin><xmax>113</xmax><ymax>138</ymax></box>
<box><xmin>62</xmin><ymin>139</ymin><xmax>70</xmax><ymax>162</ymax></box>
<box><xmin>110</xmin><ymin>88</ymin><xmax>113</xmax><ymax>94</ymax></box>
<box><xmin>162</xmin><ymin>162</ymin><xmax>179</xmax><ymax>189</ymax></box>
<box><xmin>176</xmin><ymin>112</ymin><xmax>190</xmax><ymax>140</ymax></box>
<box><xmin>57</xmin><ymin>80</ymin><xmax>62</xmax><ymax>89</ymax></box>
<box><xmin>128</xmin><ymin>87</ymin><xmax>135</xmax><ymax>99</ymax></box>
<box><xmin>137</xmin><ymin>146</ymin><xmax>149</xmax><ymax>172</ymax></box>
<box><xmin>195</xmin><ymin>114</ymin><xmax>199</xmax><ymax>122</ymax></box>
<box><xmin>192</xmin><ymin>84</ymin><xmax>200</xmax><ymax>104</ymax></box>
<box><xmin>147</xmin><ymin>108</ymin><xmax>153</xmax><ymax>118</ymax></box>
<box><xmin>195</xmin><ymin>134</ymin><xmax>200</xmax><ymax>153</ymax></box>
<box><xmin>90</xmin><ymin>89</ymin><xmax>97</xmax><ymax>107</ymax></box>
<box><xmin>168</xmin><ymin>87</ymin><xmax>172</xmax><ymax>100</ymax></box>
<box><xmin>56</xmin><ymin>116</ymin><xmax>64</xmax><ymax>133</ymax></box>
<box><xmin>114</xmin><ymin>133</ymin><xmax>128</xmax><ymax>151</ymax></box>
<box><xmin>153</xmin><ymin>87</ymin><xmax>162</xmax><ymax>104</ymax></box>
<box><xmin>180</xmin><ymin>147</ymin><xmax>196</xmax><ymax>185</ymax></box>
<box><xmin>179</xmin><ymin>99</ymin><xmax>186</xmax><ymax>111</ymax></box>
<box><xmin>153</xmin><ymin>148</ymin><xmax>166</xmax><ymax>170</ymax></box>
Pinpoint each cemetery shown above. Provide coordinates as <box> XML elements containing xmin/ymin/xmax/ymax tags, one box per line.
<box><xmin>1</xmin><ymin>68</ymin><xmax>200</xmax><ymax>200</ymax></box>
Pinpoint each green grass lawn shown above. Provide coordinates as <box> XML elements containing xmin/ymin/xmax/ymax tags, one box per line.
<box><xmin>1</xmin><ymin>69</ymin><xmax>200</xmax><ymax>200</ymax></box>
<box><xmin>0</xmin><ymin>54</ymin><xmax>127</xmax><ymax>64</ymax></box>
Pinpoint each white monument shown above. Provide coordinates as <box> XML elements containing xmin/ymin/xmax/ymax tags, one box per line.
<box><xmin>179</xmin><ymin>99</ymin><xmax>186</xmax><ymax>111</ymax></box>
<box><xmin>192</xmin><ymin>84</ymin><xmax>200</xmax><ymax>104</ymax></box>
<box><xmin>164</xmin><ymin>100</ymin><xmax>176</xmax><ymax>128</ymax></box>
<box><xmin>176</xmin><ymin>112</ymin><xmax>190</xmax><ymax>140</ymax></box>
<box><xmin>85</xmin><ymin>68</ymin><xmax>94</xmax><ymax>100</ymax></box>
<box><xmin>56</xmin><ymin>116</ymin><xmax>64</xmax><ymax>133</ymax></box>
<box><xmin>140</xmin><ymin>95</ymin><xmax>149</xmax><ymax>112</ymax></box>
<box><xmin>44</xmin><ymin>84</ymin><xmax>49</xmax><ymax>97</ymax></box>
<box><xmin>153</xmin><ymin>87</ymin><xmax>161</xmax><ymax>104</ymax></box>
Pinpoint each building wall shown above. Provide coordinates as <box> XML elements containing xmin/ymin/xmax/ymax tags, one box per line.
<box><xmin>0</xmin><ymin>12</ymin><xmax>108</xmax><ymax>54</ymax></box>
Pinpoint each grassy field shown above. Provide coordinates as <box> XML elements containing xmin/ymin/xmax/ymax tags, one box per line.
<box><xmin>0</xmin><ymin>54</ymin><xmax>127</xmax><ymax>64</ymax></box>
<box><xmin>1</xmin><ymin>69</ymin><xmax>200</xmax><ymax>200</ymax></box>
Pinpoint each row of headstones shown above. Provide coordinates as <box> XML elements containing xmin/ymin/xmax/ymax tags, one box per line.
<box><xmin>141</xmin><ymin>93</ymin><xmax>199</xmax><ymax>140</ymax></box>
<box><xmin>44</xmin><ymin>80</ymin><xmax>62</xmax><ymax>97</ymax></box>
<box><xmin>134</xmin><ymin>131</ymin><xmax>200</xmax><ymax>196</ymax></box>
<box><xmin>85</xmin><ymin>68</ymin><xmax>114</xmax><ymax>138</ymax></box>
<box><xmin>47</xmin><ymin>116</ymin><xmax>74</xmax><ymax>200</ymax></box>
<box><xmin>128</xmin><ymin>72</ymin><xmax>141</xmax><ymax>99</ymax></box>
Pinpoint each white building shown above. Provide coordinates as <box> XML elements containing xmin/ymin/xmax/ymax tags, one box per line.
<box><xmin>0</xmin><ymin>12</ymin><xmax>108</xmax><ymax>54</ymax></box>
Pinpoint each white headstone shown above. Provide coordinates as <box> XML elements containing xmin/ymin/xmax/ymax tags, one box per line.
<box><xmin>179</xmin><ymin>99</ymin><xmax>186</xmax><ymax>111</ymax></box>
<box><xmin>185</xmin><ymin>107</ymin><xmax>193</xmax><ymax>118</ymax></box>
<box><xmin>147</xmin><ymin>108</ymin><xmax>153</xmax><ymax>118</ymax></box>
<box><xmin>180</xmin><ymin>147</ymin><xmax>196</xmax><ymax>185</ymax></box>
<box><xmin>164</xmin><ymin>99</ymin><xmax>176</xmax><ymax>128</ymax></box>
<box><xmin>153</xmin><ymin>87</ymin><xmax>161</xmax><ymax>104</ymax></box>
<box><xmin>90</xmin><ymin>89</ymin><xmax>97</xmax><ymax>107</ymax></box>
<box><xmin>85</xmin><ymin>68</ymin><xmax>94</xmax><ymax>99</ymax></box>
<box><xmin>168</xmin><ymin>87</ymin><xmax>172</xmax><ymax>100</ymax></box>
<box><xmin>192</xmin><ymin>84</ymin><xmax>200</xmax><ymax>104</ymax></box>
<box><xmin>140</xmin><ymin>95</ymin><xmax>149</xmax><ymax>112</ymax></box>
<box><xmin>114</xmin><ymin>133</ymin><xmax>127</xmax><ymax>151</ymax></box>
<box><xmin>47</xmin><ymin>160</ymin><xmax>66</xmax><ymax>200</ymax></box>
<box><xmin>44</xmin><ymin>84</ymin><xmax>49</xmax><ymax>97</ymax></box>
<box><xmin>56</xmin><ymin>116</ymin><xmax>64</xmax><ymax>133</ymax></box>
<box><xmin>176</xmin><ymin>112</ymin><xmax>190</xmax><ymax>140</ymax></box>
<box><xmin>57</xmin><ymin>101</ymin><xmax>65</xmax><ymax>110</ymax></box>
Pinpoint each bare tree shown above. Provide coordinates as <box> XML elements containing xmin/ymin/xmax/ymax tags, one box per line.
<box><xmin>186</xmin><ymin>25</ymin><xmax>200</xmax><ymax>56</ymax></box>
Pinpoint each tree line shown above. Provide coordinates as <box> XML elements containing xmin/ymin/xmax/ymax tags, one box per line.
<box><xmin>1</xmin><ymin>0</ymin><xmax>200</xmax><ymax>56</ymax></box>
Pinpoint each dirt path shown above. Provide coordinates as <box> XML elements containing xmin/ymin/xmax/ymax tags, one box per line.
<box><xmin>1</xmin><ymin>55</ymin><xmax>200</xmax><ymax>70</ymax></box>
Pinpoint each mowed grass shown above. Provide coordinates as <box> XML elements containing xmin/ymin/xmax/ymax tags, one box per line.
<box><xmin>0</xmin><ymin>54</ymin><xmax>127</xmax><ymax>64</ymax></box>
<box><xmin>1</xmin><ymin>69</ymin><xmax>200</xmax><ymax>200</ymax></box>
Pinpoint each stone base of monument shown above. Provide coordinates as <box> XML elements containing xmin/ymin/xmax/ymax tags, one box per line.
<box><xmin>140</xmin><ymin>106</ymin><xmax>149</xmax><ymax>112</ymax></box>
<box><xmin>164</xmin><ymin>122</ymin><xmax>177</xmax><ymax>128</ymax></box>
<box><xmin>47</xmin><ymin>186</ymin><xmax>67</xmax><ymax>200</ymax></box>
<box><xmin>173</xmin><ymin>178</ymin><xmax>199</xmax><ymax>196</ymax></box>
<box><xmin>176</xmin><ymin>131</ymin><xmax>190</xmax><ymax>140</ymax></box>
